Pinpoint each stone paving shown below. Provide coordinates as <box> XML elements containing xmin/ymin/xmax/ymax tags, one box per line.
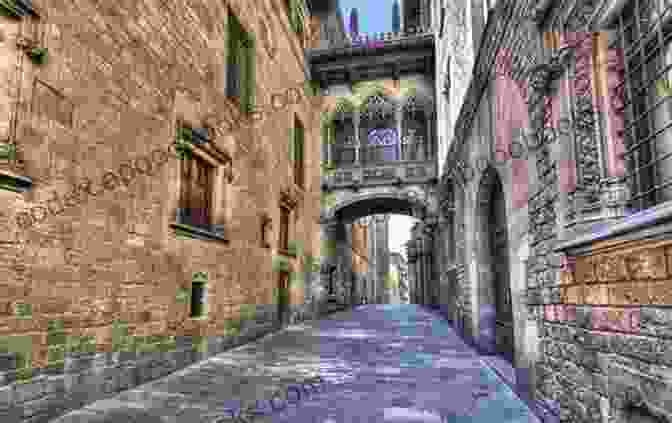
<box><xmin>49</xmin><ymin>304</ymin><xmax>540</xmax><ymax>423</ymax></box>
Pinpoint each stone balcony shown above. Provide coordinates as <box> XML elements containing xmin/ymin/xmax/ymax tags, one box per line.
<box><xmin>323</xmin><ymin>160</ymin><xmax>436</xmax><ymax>189</ymax></box>
<box><xmin>308</xmin><ymin>27</ymin><xmax>434</xmax><ymax>87</ymax></box>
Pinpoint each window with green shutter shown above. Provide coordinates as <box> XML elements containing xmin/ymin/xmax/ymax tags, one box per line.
<box><xmin>226</xmin><ymin>9</ymin><xmax>256</xmax><ymax>114</ymax></box>
<box><xmin>284</xmin><ymin>0</ymin><xmax>305</xmax><ymax>36</ymax></box>
<box><xmin>293</xmin><ymin>115</ymin><xmax>305</xmax><ymax>188</ymax></box>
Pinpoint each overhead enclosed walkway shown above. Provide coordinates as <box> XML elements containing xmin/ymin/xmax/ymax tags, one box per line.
<box><xmin>50</xmin><ymin>305</ymin><xmax>541</xmax><ymax>423</ymax></box>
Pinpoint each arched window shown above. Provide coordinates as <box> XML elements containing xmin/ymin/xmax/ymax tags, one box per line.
<box><xmin>332</xmin><ymin>101</ymin><xmax>356</xmax><ymax>166</ymax></box>
<box><xmin>402</xmin><ymin>95</ymin><xmax>431</xmax><ymax>161</ymax></box>
<box><xmin>359</xmin><ymin>93</ymin><xmax>397</xmax><ymax>164</ymax></box>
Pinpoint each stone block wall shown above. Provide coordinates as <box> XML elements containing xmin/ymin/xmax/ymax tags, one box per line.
<box><xmin>437</xmin><ymin>0</ymin><xmax>672</xmax><ymax>421</ymax></box>
<box><xmin>536</xmin><ymin>239</ymin><xmax>672</xmax><ymax>423</ymax></box>
<box><xmin>0</xmin><ymin>0</ymin><xmax>323</xmax><ymax>421</ymax></box>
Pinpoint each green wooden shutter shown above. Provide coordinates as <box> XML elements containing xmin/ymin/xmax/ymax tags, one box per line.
<box><xmin>245</xmin><ymin>33</ymin><xmax>256</xmax><ymax>114</ymax></box>
<box><xmin>289</xmin><ymin>125</ymin><xmax>295</xmax><ymax>161</ymax></box>
<box><xmin>289</xmin><ymin>0</ymin><xmax>304</xmax><ymax>35</ymax></box>
<box><xmin>297</xmin><ymin>123</ymin><xmax>304</xmax><ymax>164</ymax></box>
<box><xmin>295</xmin><ymin>0</ymin><xmax>305</xmax><ymax>34</ymax></box>
<box><xmin>227</xmin><ymin>12</ymin><xmax>241</xmax><ymax>99</ymax></box>
<box><xmin>238</xmin><ymin>35</ymin><xmax>248</xmax><ymax>112</ymax></box>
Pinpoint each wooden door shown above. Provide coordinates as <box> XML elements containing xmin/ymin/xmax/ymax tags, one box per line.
<box><xmin>490</xmin><ymin>178</ymin><xmax>514</xmax><ymax>361</ymax></box>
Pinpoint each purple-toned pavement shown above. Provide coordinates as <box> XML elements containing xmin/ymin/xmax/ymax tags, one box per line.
<box><xmin>49</xmin><ymin>304</ymin><xmax>540</xmax><ymax>423</ymax></box>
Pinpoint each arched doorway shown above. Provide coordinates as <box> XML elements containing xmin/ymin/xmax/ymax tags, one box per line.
<box><xmin>476</xmin><ymin>167</ymin><xmax>514</xmax><ymax>361</ymax></box>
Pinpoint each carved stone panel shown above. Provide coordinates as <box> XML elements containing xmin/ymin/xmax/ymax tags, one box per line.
<box><xmin>363</xmin><ymin>167</ymin><xmax>395</xmax><ymax>180</ymax></box>
<box><xmin>608</xmin><ymin>282</ymin><xmax>649</xmax><ymax>306</ymax></box>
<box><xmin>334</xmin><ymin>171</ymin><xmax>353</xmax><ymax>184</ymax></box>
<box><xmin>595</xmin><ymin>254</ymin><xmax>628</xmax><ymax>283</ymax></box>
<box><xmin>625</xmin><ymin>249</ymin><xmax>668</xmax><ymax>281</ymax></box>
<box><xmin>405</xmin><ymin>166</ymin><xmax>427</xmax><ymax>178</ymax></box>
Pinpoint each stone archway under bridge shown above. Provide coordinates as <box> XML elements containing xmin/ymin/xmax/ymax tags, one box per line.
<box><xmin>318</xmin><ymin>186</ymin><xmax>437</xmax><ymax>309</ymax></box>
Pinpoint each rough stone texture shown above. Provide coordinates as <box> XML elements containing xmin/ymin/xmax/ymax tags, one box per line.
<box><xmin>434</xmin><ymin>0</ymin><xmax>672</xmax><ymax>422</ymax></box>
<box><xmin>0</xmin><ymin>0</ymin><xmax>323</xmax><ymax>421</ymax></box>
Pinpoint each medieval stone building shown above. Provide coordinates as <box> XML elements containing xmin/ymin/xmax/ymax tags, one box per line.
<box><xmin>313</xmin><ymin>0</ymin><xmax>438</xmax><ymax>310</ymax></box>
<box><xmin>0</xmin><ymin>0</ymin><xmax>322</xmax><ymax>421</ymax></box>
<box><xmin>427</xmin><ymin>0</ymin><xmax>672</xmax><ymax>421</ymax></box>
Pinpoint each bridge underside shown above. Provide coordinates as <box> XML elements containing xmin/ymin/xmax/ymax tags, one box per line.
<box><xmin>335</xmin><ymin>197</ymin><xmax>414</xmax><ymax>222</ymax></box>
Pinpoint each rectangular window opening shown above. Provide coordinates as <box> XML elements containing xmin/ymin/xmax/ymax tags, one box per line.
<box><xmin>178</xmin><ymin>136</ymin><xmax>214</xmax><ymax>230</ymax></box>
<box><xmin>190</xmin><ymin>282</ymin><xmax>206</xmax><ymax>318</ymax></box>
<box><xmin>294</xmin><ymin>115</ymin><xmax>305</xmax><ymax>188</ymax></box>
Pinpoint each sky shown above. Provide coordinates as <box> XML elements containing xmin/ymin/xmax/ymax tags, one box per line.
<box><xmin>339</xmin><ymin>0</ymin><xmax>412</xmax><ymax>255</ymax></box>
<box><xmin>388</xmin><ymin>215</ymin><xmax>416</xmax><ymax>257</ymax></box>
<box><xmin>340</xmin><ymin>0</ymin><xmax>396</xmax><ymax>35</ymax></box>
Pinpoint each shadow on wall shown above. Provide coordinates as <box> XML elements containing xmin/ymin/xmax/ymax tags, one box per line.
<box><xmin>477</xmin><ymin>303</ymin><xmax>496</xmax><ymax>355</ymax></box>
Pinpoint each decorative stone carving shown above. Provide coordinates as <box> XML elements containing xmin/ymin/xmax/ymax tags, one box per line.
<box><xmin>595</xmin><ymin>254</ymin><xmax>628</xmax><ymax>282</ymax></box>
<box><xmin>608</xmin><ymin>282</ymin><xmax>649</xmax><ymax>306</ymax></box>
<box><xmin>559</xmin><ymin>269</ymin><xmax>574</xmax><ymax>285</ymax></box>
<box><xmin>625</xmin><ymin>249</ymin><xmax>668</xmax><ymax>281</ymax></box>
<box><xmin>524</xmin><ymin>0</ymin><xmax>553</xmax><ymax>24</ymax></box>
<box><xmin>568</xmin><ymin>32</ymin><xmax>602</xmax><ymax>213</ymax></box>
<box><xmin>584</xmin><ymin>284</ymin><xmax>607</xmax><ymax>305</ymax></box>
<box><xmin>525</xmin><ymin>47</ymin><xmax>571</xmax><ymax>149</ymax></box>
<box><xmin>363</xmin><ymin>167</ymin><xmax>395</xmax><ymax>180</ymax></box>
<box><xmin>649</xmin><ymin>281</ymin><xmax>672</xmax><ymax>305</ymax></box>
<box><xmin>575</xmin><ymin>256</ymin><xmax>596</xmax><ymax>283</ymax></box>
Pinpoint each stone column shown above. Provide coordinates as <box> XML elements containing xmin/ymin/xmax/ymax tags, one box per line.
<box><xmin>374</xmin><ymin>215</ymin><xmax>390</xmax><ymax>303</ymax></box>
<box><xmin>406</xmin><ymin>240</ymin><xmax>416</xmax><ymax>303</ymax></box>
<box><xmin>336</xmin><ymin>221</ymin><xmax>353</xmax><ymax>304</ymax></box>
<box><xmin>326</xmin><ymin>128</ymin><xmax>333</xmax><ymax>165</ymax></box>
<box><xmin>354</xmin><ymin>111</ymin><xmax>361</xmax><ymax>165</ymax></box>
<box><xmin>320</xmin><ymin>220</ymin><xmax>340</xmax><ymax>309</ymax></box>
<box><xmin>422</xmin><ymin>236</ymin><xmax>429</xmax><ymax>305</ymax></box>
<box><xmin>367</xmin><ymin>216</ymin><xmax>377</xmax><ymax>303</ymax></box>
<box><xmin>396</xmin><ymin>103</ymin><xmax>403</xmax><ymax>161</ymax></box>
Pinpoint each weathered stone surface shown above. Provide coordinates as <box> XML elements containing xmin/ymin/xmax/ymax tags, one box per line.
<box><xmin>639</xmin><ymin>307</ymin><xmax>672</xmax><ymax>339</ymax></box>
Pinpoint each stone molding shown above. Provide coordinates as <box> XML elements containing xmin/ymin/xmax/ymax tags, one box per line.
<box><xmin>322</xmin><ymin>189</ymin><xmax>431</xmax><ymax>221</ymax></box>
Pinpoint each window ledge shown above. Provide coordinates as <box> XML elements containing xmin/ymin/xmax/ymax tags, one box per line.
<box><xmin>170</xmin><ymin>222</ymin><xmax>229</xmax><ymax>243</ymax></box>
<box><xmin>555</xmin><ymin>201</ymin><xmax>672</xmax><ymax>255</ymax></box>
<box><xmin>0</xmin><ymin>170</ymin><xmax>32</xmax><ymax>193</ymax></box>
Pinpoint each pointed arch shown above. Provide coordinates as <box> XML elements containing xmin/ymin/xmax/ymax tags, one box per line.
<box><xmin>401</xmin><ymin>91</ymin><xmax>434</xmax><ymax>161</ymax></box>
<box><xmin>326</xmin><ymin>97</ymin><xmax>356</xmax><ymax>123</ymax></box>
<box><xmin>328</xmin><ymin>98</ymin><xmax>357</xmax><ymax>166</ymax></box>
<box><xmin>358</xmin><ymin>90</ymin><xmax>398</xmax><ymax>163</ymax></box>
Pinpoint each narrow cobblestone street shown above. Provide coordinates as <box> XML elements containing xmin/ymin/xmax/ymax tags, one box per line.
<box><xmin>50</xmin><ymin>305</ymin><xmax>539</xmax><ymax>423</ymax></box>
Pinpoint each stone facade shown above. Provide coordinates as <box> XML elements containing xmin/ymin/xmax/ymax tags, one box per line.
<box><xmin>430</xmin><ymin>0</ymin><xmax>672</xmax><ymax>421</ymax></box>
<box><xmin>312</xmin><ymin>0</ymin><xmax>439</xmax><ymax>309</ymax></box>
<box><xmin>0</xmin><ymin>0</ymin><xmax>322</xmax><ymax>421</ymax></box>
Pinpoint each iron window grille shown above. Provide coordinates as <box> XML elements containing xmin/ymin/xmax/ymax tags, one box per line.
<box><xmin>616</xmin><ymin>0</ymin><xmax>672</xmax><ymax>210</ymax></box>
